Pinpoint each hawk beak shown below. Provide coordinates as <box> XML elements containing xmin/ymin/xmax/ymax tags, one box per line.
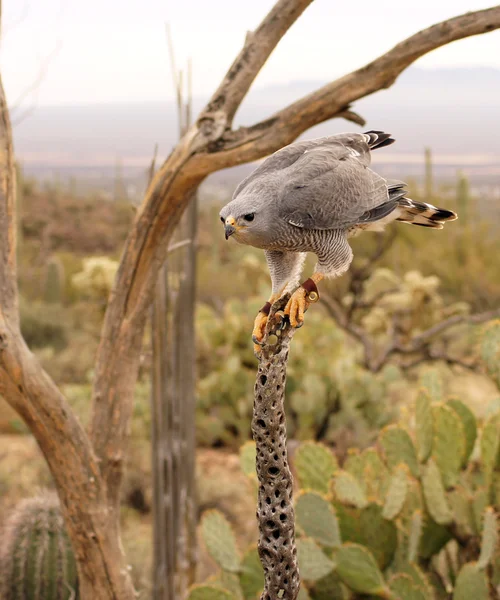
<box><xmin>224</xmin><ymin>216</ymin><xmax>237</xmax><ymax>240</ymax></box>
<box><xmin>225</xmin><ymin>224</ymin><xmax>236</xmax><ymax>240</ymax></box>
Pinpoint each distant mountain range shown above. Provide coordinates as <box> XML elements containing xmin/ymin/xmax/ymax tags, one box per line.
<box><xmin>12</xmin><ymin>67</ymin><xmax>500</xmax><ymax>186</ymax></box>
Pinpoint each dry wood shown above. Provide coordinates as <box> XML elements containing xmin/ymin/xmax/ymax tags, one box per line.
<box><xmin>252</xmin><ymin>299</ymin><xmax>299</xmax><ymax>600</ymax></box>
<box><xmin>150</xmin><ymin>29</ymin><xmax>198</xmax><ymax>599</ymax></box>
<box><xmin>0</xmin><ymin>1</ymin><xmax>499</xmax><ymax>598</ymax></box>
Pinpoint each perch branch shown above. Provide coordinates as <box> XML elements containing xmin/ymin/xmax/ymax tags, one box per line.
<box><xmin>91</xmin><ymin>3</ymin><xmax>500</xmax><ymax>505</ymax></box>
<box><xmin>253</xmin><ymin>298</ymin><xmax>300</xmax><ymax>600</ymax></box>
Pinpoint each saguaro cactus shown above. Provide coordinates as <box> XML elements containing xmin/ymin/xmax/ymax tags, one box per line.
<box><xmin>456</xmin><ymin>171</ymin><xmax>470</xmax><ymax>227</ymax></box>
<box><xmin>0</xmin><ymin>492</ymin><xmax>79</xmax><ymax>599</ymax></box>
<box><xmin>44</xmin><ymin>256</ymin><xmax>65</xmax><ymax>304</ymax></box>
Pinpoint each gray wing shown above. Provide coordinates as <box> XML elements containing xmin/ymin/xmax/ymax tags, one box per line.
<box><xmin>233</xmin><ymin>132</ymin><xmax>376</xmax><ymax>200</ymax></box>
<box><xmin>276</xmin><ymin>140</ymin><xmax>393</xmax><ymax>230</ymax></box>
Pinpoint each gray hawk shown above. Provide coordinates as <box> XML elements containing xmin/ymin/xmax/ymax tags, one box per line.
<box><xmin>219</xmin><ymin>131</ymin><xmax>457</xmax><ymax>352</ymax></box>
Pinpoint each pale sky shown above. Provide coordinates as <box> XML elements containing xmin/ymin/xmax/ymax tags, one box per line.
<box><xmin>3</xmin><ymin>0</ymin><xmax>500</xmax><ymax>108</ymax></box>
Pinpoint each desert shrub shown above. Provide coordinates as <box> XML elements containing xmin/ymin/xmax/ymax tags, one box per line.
<box><xmin>19</xmin><ymin>297</ymin><xmax>68</xmax><ymax>350</ymax></box>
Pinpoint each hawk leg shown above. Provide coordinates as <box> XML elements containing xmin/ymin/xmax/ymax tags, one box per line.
<box><xmin>253</xmin><ymin>251</ymin><xmax>306</xmax><ymax>353</ymax></box>
<box><xmin>284</xmin><ymin>273</ymin><xmax>323</xmax><ymax>328</ymax></box>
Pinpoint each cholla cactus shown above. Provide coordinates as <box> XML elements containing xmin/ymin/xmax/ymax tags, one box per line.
<box><xmin>71</xmin><ymin>256</ymin><xmax>118</xmax><ymax>303</ymax></box>
<box><xmin>456</xmin><ymin>171</ymin><xmax>470</xmax><ymax>227</ymax></box>
<box><xmin>0</xmin><ymin>492</ymin><xmax>79</xmax><ymax>600</ymax></box>
<box><xmin>360</xmin><ymin>268</ymin><xmax>470</xmax><ymax>342</ymax></box>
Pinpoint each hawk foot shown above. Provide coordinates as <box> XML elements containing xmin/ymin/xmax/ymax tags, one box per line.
<box><xmin>284</xmin><ymin>279</ymin><xmax>320</xmax><ymax>328</ymax></box>
<box><xmin>252</xmin><ymin>302</ymin><xmax>272</xmax><ymax>354</ymax></box>
<box><xmin>284</xmin><ymin>288</ymin><xmax>309</xmax><ymax>328</ymax></box>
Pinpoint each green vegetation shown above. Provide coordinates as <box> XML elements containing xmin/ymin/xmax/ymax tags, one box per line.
<box><xmin>194</xmin><ymin>358</ymin><xmax>500</xmax><ymax>599</ymax></box>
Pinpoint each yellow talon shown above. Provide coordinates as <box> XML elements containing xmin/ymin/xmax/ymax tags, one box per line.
<box><xmin>284</xmin><ymin>287</ymin><xmax>310</xmax><ymax>328</ymax></box>
<box><xmin>252</xmin><ymin>312</ymin><xmax>268</xmax><ymax>353</ymax></box>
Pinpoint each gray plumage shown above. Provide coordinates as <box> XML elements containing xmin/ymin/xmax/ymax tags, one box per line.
<box><xmin>220</xmin><ymin>131</ymin><xmax>457</xmax><ymax>294</ymax></box>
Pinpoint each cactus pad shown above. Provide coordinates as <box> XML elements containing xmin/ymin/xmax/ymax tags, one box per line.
<box><xmin>295</xmin><ymin>538</ymin><xmax>335</xmax><ymax>582</ymax></box>
<box><xmin>333</xmin><ymin>470</ymin><xmax>368</xmax><ymax>509</ymax></box>
<box><xmin>415</xmin><ymin>389</ymin><xmax>433</xmax><ymax>463</ymax></box>
<box><xmin>453</xmin><ymin>563</ymin><xmax>489</xmax><ymax>600</ymax></box>
<box><xmin>421</xmin><ymin>460</ymin><xmax>452</xmax><ymax>525</ymax></box>
<box><xmin>334</xmin><ymin>502</ymin><xmax>397</xmax><ymax>570</ymax></box>
<box><xmin>432</xmin><ymin>404</ymin><xmax>465</xmax><ymax>488</ymax></box>
<box><xmin>239</xmin><ymin>546</ymin><xmax>263</xmax><ymax>600</ymax></box>
<box><xmin>335</xmin><ymin>543</ymin><xmax>389</xmax><ymax>597</ymax></box>
<box><xmin>294</xmin><ymin>442</ymin><xmax>337</xmax><ymax>494</ymax></box>
<box><xmin>480</xmin><ymin>413</ymin><xmax>500</xmax><ymax>489</ymax></box>
<box><xmin>295</xmin><ymin>491</ymin><xmax>341</xmax><ymax>547</ymax></box>
<box><xmin>388</xmin><ymin>574</ymin><xmax>428</xmax><ymax>600</ymax></box>
<box><xmin>382</xmin><ymin>465</ymin><xmax>408</xmax><ymax>520</ymax></box>
<box><xmin>379</xmin><ymin>425</ymin><xmax>419</xmax><ymax>478</ymax></box>
<box><xmin>478</xmin><ymin>507</ymin><xmax>498</xmax><ymax>569</ymax></box>
<box><xmin>479</xmin><ymin>320</ymin><xmax>500</xmax><ymax>386</ymax></box>
<box><xmin>447</xmin><ymin>398</ymin><xmax>477</xmax><ymax>465</ymax></box>
<box><xmin>239</xmin><ymin>441</ymin><xmax>257</xmax><ymax>480</ymax></box>
<box><xmin>201</xmin><ymin>510</ymin><xmax>241</xmax><ymax>572</ymax></box>
<box><xmin>311</xmin><ymin>571</ymin><xmax>349</xmax><ymax>600</ymax></box>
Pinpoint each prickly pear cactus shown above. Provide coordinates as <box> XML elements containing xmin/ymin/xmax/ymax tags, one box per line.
<box><xmin>196</xmin><ymin>324</ymin><xmax>500</xmax><ymax>600</ymax></box>
<box><xmin>0</xmin><ymin>492</ymin><xmax>79</xmax><ymax>600</ymax></box>
<box><xmin>246</xmin><ymin>397</ymin><xmax>497</xmax><ymax>597</ymax></box>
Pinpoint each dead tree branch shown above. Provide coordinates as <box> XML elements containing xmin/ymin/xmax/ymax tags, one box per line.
<box><xmin>322</xmin><ymin>287</ymin><xmax>500</xmax><ymax>373</ymax></box>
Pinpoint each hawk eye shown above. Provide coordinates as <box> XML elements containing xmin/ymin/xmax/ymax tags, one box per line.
<box><xmin>243</xmin><ymin>213</ymin><xmax>255</xmax><ymax>222</ymax></box>
<box><xmin>220</xmin><ymin>216</ymin><xmax>225</xmax><ymax>223</ymax></box>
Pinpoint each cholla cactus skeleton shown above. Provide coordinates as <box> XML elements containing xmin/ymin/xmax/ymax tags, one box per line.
<box><xmin>252</xmin><ymin>297</ymin><xmax>300</xmax><ymax>600</ymax></box>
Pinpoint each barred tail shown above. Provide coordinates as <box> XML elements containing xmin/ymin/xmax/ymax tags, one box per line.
<box><xmin>396</xmin><ymin>197</ymin><xmax>457</xmax><ymax>229</ymax></box>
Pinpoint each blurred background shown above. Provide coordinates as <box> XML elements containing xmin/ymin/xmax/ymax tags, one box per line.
<box><xmin>1</xmin><ymin>0</ymin><xmax>500</xmax><ymax>597</ymax></box>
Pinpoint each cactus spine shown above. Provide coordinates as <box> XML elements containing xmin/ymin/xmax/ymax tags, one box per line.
<box><xmin>0</xmin><ymin>492</ymin><xmax>79</xmax><ymax>599</ymax></box>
